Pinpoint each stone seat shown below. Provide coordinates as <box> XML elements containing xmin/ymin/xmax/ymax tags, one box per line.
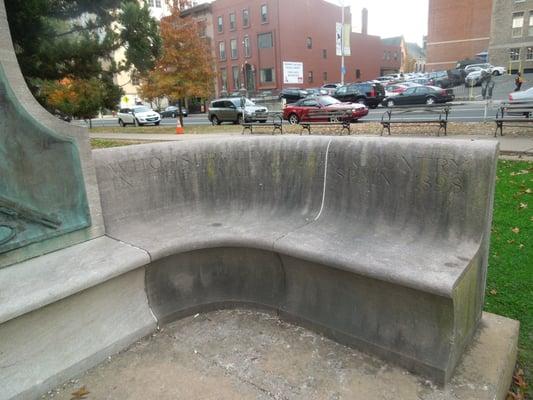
<box><xmin>93</xmin><ymin>135</ymin><xmax>499</xmax><ymax>385</ymax></box>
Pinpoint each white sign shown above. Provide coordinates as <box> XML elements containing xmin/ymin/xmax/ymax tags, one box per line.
<box><xmin>336</xmin><ymin>23</ymin><xmax>342</xmax><ymax>56</ymax></box>
<box><xmin>283</xmin><ymin>61</ymin><xmax>304</xmax><ymax>84</ymax></box>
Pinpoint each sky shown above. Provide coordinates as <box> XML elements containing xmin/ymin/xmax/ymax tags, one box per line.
<box><xmin>192</xmin><ymin>0</ymin><xmax>429</xmax><ymax>46</ymax></box>
<box><xmin>328</xmin><ymin>0</ymin><xmax>429</xmax><ymax>46</ymax></box>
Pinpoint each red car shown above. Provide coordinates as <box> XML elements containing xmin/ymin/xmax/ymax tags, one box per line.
<box><xmin>283</xmin><ymin>95</ymin><xmax>368</xmax><ymax>124</ymax></box>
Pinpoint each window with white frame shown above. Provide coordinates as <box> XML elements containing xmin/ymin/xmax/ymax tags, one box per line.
<box><xmin>232</xmin><ymin>66</ymin><xmax>240</xmax><ymax>89</ymax></box>
<box><xmin>217</xmin><ymin>16</ymin><xmax>223</xmax><ymax>33</ymax></box>
<box><xmin>529</xmin><ymin>11</ymin><xmax>533</xmax><ymax>36</ymax></box>
<box><xmin>258</xmin><ymin>32</ymin><xmax>273</xmax><ymax>48</ymax></box>
<box><xmin>229</xmin><ymin>13</ymin><xmax>236</xmax><ymax>30</ymax></box>
<box><xmin>230</xmin><ymin>39</ymin><xmax>238</xmax><ymax>59</ymax></box>
<box><xmin>260</xmin><ymin>68</ymin><xmax>274</xmax><ymax>83</ymax></box>
<box><xmin>243</xmin><ymin>9</ymin><xmax>250</xmax><ymax>27</ymax></box>
<box><xmin>513</xmin><ymin>12</ymin><xmax>524</xmax><ymax>37</ymax></box>
<box><xmin>219</xmin><ymin>41</ymin><xmax>226</xmax><ymax>60</ymax></box>
<box><xmin>243</xmin><ymin>36</ymin><xmax>251</xmax><ymax>57</ymax></box>
<box><xmin>510</xmin><ymin>48</ymin><xmax>521</xmax><ymax>61</ymax></box>
<box><xmin>527</xmin><ymin>47</ymin><xmax>533</xmax><ymax>60</ymax></box>
<box><xmin>260</xmin><ymin>4</ymin><xmax>268</xmax><ymax>23</ymax></box>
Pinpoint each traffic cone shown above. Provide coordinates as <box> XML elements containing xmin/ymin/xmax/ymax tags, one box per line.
<box><xmin>175</xmin><ymin>118</ymin><xmax>184</xmax><ymax>134</ymax></box>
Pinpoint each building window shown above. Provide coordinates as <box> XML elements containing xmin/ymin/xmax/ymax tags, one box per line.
<box><xmin>258</xmin><ymin>32</ymin><xmax>273</xmax><ymax>48</ymax></box>
<box><xmin>260</xmin><ymin>68</ymin><xmax>274</xmax><ymax>83</ymax></box>
<box><xmin>155</xmin><ymin>0</ymin><xmax>161</xmax><ymax>7</ymax></box>
<box><xmin>323</xmin><ymin>72</ymin><xmax>328</xmax><ymax>82</ymax></box>
<box><xmin>513</xmin><ymin>12</ymin><xmax>524</xmax><ymax>37</ymax></box>
<box><xmin>243</xmin><ymin>9</ymin><xmax>250</xmax><ymax>27</ymax></box>
<box><xmin>260</xmin><ymin>4</ymin><xmax>268</xmax><ymax>23</ymax></box>
<box><xmin>308</xmin><ymin>71</ymin><xmax>313</xmax><ymax>83</ymax></box>
<box><xmin>220</xmin><ymin>68</ymin><xmax>227</xmax><ymax>91</ymax></box>
<box><xmin>527</xmin><ymin>47</ymin><xmax>533</xmax><ymax>61</ymax></box>
<box><xmin>217</xmin><ymin>16</ymin><xmax>223</xmax><ymax>33</ymax></box>
<box><xmin>306</xmin><ymin>37</ymin><xmax>312</xmax><ymax>49</ymax></box>
<box><xmin>356</xmin><ymin>69</ymin><xmax>361</xmax><ymax>80</ymax></box>
<box><xmin>510</xmin><ymin>48</ymin><xmax>521</xmax><ymax>61</ymax></box>
<box><xmin>229</xmin><ymin>13</ymin><xmax>236</xmax><ymax>30</ymax></box>
<box><xmin>243</xmin><ymin>36</ymin><xmax>251</xmax><ymax>57</ymax></box>
<box><xmin>323</xmin><ymin>49</ymin><xmax>327</xmax><ymax>59</ymax></box>
<box><xmin>147</xmin><ymin>0</ymin><xmax>154</xmax><ymax>6</ymax></box>
<box><xmin>198</xmin><ymin>21</ymin><xmax>207</xmax><ymax>38</ymax></box>
<box><xmin>232</xmin><ymin>66</ymin><xmax>240</xmax><ymax>90</ymax></box>
<box><xmin>219</xmin><ymin>41</ymin><xmax>226</xmax><ymax>60</ymax></box>
<box><xmin>230</xmin><ymin>39</ymin><xmax>238</xmax><ymax>59</ymax></box>
<box><xmin>529</xmin><ymin>12</ymin><xmax>533</xmax><ymax>36</ymax></box>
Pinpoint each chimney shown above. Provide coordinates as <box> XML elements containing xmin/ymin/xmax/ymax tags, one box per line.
<box><xmin>362</xmin><ymin>8</ymin><xmax>368</xmax><ymax>35</ymax></box>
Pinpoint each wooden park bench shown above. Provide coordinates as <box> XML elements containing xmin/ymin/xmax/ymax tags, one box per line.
<box><xmin>380</xmin><ymin>104</ymin><xmax>451</xmax><ymax>136</ymax></box>
<box><xmin>242</xmin><ymin>112</ymin><xmax>283</xmax><ymax>135</ymax></box>
<box><xmin>494</xmin><ymin>101</ymin><xmax>533</xmax><ymax>137</ymax></box>
<box><xmin>300</xmin><ymin>109</ymin><xmax>352</xmax><ymax>135</ymax></box>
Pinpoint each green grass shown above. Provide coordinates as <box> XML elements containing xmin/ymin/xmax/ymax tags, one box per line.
<box><xmin>90</xmin><ymin>139</ymin><xmax>143</xmax><ymax>148</ymax></box>
<box><xmin>486</xmin><ymin>159</ymin><xmax>533</xmax><ymax>389</ymax></box>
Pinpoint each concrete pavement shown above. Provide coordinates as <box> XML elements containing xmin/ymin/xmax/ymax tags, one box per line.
<box><xmin>89</xmin><ymin>131</ymin><xmax>533</xmax><ymax>157</ymax></box>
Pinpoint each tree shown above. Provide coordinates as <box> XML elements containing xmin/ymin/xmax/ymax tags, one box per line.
<box><xmin>139</xmin><ymin>1</ymin><xmax>215</xmax><ymax>125</ymax></box>
<box><xmin>6</xmin><ymin>0</ymin><xmax>161</xmax><ymax>116</ymax></box>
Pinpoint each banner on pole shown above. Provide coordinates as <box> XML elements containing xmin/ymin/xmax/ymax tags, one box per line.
<box><xmin>336</xmin><ymin>23</ymin><xmax>351</xmax><ymax>56</ymax></box>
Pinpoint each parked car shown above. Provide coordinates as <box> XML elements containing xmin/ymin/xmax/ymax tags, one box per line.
<box><xmin>333</xmin><ymin>82</ymin><xmax>385</xmax><ymax>108</ymax></box>
<box><xmin>117</xmin><ymin>106</ymin><xmax>161</xmax><ymax>126</ymax></box>
<box><xmin>305</xmin><ymin>87</ymin><xmax>329</xmax><ymax>97</ymax></box>
<box><xmin>384</xmin><ymin>83</ymin><xmax>410</xmax><ymax>97</ymax></box>
<box><xmin>208</xmin><ymin>97</ymin><xmax>268</xmax><ymax>125</ymax></box>
<box><xmin>279</xmin><ymin>88</ymin><xmax>308</xmax><ymax>103</ymax></box>
<box><xmin>382</xmin><ymin>86</ymin><xmax>454</xmax><ymax>107</ymax></box>
<box><xmin>321</xmin><ymin>83</ymin><xmax>342</xmax><ymax>95</ymax></box>
<box><xmin>465</xmin><ymin>67</ymin><xmax>490</xmax><ymax>87</ymax></box>
<box><xmin>509</xmin><ymin>87</ymin><xmax>533</xmax><ymax>102</ymax></box>
<box><xmin>282</xmin><ymin>95</ymin><xmax>368</xmax><ymax>124</ymax></box>
<box><xmin>160</xmin><ymin>105</ymin><xmax>188</xmax><ymax>118</ymax></box>
<box><xmin>428</xmin><ymin>71</ymin><xmax>451</xmax><ymax>88</ymax></box>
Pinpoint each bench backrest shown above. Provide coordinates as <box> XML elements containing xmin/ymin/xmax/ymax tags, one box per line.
<box><xmin>94</xmin><ymin>137</ymin><xmax>498</xmax><ymax>245</ymax></box>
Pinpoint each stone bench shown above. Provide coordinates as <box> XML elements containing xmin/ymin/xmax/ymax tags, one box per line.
<box><xmin>92</xmin><ymin>135</ymin><xmax>499</xmax><ymax>385</ymax></box>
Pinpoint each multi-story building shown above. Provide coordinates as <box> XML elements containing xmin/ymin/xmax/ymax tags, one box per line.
<box><xmin>489</xmin><ymin>0</ymin><xmax>533</xmax><ymax>73</ymax></box>
<box><xmin>210</xmin><ymin>0</ymin><xmax>383</xmax><ymax>96</ymax></box>
<box><xmin>426</xmin><ymin>0</ymin><xmax>493</xmax><ymax>71</ymax></box>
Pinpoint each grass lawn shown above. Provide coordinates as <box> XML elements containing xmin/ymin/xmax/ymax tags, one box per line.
<box><xmin>91</xmin><ymin>137</ymin><xmax>532</xmax><ymax>392</ymax></box>
<box><xmin>487</xmin><ymin>159</ymin><xmax>532</xmax><ymax>395</ymax></box>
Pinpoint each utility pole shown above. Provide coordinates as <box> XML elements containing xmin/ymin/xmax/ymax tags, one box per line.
<box><xmin>340</xmin><ymin>0</ymin><xmax>345</xmax><ymax>85</ymax></box>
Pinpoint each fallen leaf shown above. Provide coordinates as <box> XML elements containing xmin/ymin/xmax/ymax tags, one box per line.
<box><xmin>519</xmin><ymin>202</ymin><xmax>527</xmax><ymax>209</ymax></box>
<box><xmin>490</xmin><ymin>289</ymin><xmax>498</xmax><ymax>295</ymax></box>
<box><xmin>519</xmin><ymin>244</ymin><xmax>524</xmax><ymax>249</ymax></box>
<box><xmin>512</xmin><ymin>227</ymin><xmax>520</xmax><ymax>234</ymax></box>
<box><xmin>508</xmin><ymin>239</ymin><xmax>516</xmax><ymax>244</ymax></box>
<box><xmin>525</xmin><ymin>188</ymin><xmax>532</xmax><ymax>194</ymax></box>
<box><xmin>71</xmin><ymin>386</ymin><xmax>90</xmax><ymax>400</ymax></box>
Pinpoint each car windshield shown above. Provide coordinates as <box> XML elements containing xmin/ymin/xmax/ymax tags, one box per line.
<box><xmin>243</xmin><ymin>98</ymin><xmax>255</xmax><ymax>106</ymax></box>
<box><xmin>133</xmin><ymin>106</ymin><xmax>151</xmax><ymax>113</ymax></box>
<box><xmin>318</xmin><ymin>96</ymin><xmax>341</xmax><ymax>106</ymax></box>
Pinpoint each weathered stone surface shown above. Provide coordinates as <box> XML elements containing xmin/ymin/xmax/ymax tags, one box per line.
<box><xmin>94</xmin><ymin>136</ymin><xmax>500</xmax><ymax>384</ymax></box>
<box><xmin>41</xmin><ymin>309</ymin><xmax>520</xmax><ymax>400</ymax></box>
<box><xmin>0</xmin><ymin>268</ymin><xmax>156</xmax><ymax>400</ymax></box>
<box><xmin>0</xmin><ymin>0</ymin><xmax>104</xmax><ymax>268</ymax></box>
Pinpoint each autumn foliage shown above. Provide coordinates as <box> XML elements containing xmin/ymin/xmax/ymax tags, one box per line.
<box><xmin>139</xmin><ymin>1</ymin><xmax>215</xmax><ymax>108</ymax></box>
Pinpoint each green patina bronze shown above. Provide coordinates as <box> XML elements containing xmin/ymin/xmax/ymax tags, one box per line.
<box><xmin>0</xmin><ymin>65</ymin><xmax>90</xmax><ymax>254</ymax></box>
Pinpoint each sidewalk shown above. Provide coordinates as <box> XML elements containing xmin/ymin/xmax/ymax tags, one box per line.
<box><xmin>89</xmin><ymin>131</ymin><xmax>533</xmax><ymax>157</ymax></box>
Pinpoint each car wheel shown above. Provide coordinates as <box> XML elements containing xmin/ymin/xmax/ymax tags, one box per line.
<box><xmin>426</xmin><ymin>97</ymin><xmax>436</xmax><ymax>105</ymax></box>
<box><xmin>118</xmin><ymin>119</ymin><xmax>125</xmax><ymax>127</ymax></box>
<box><xmin>211</xmin><ymin>115</ymin><xmax>221</xmax><ymax>125</ymax></box>
<box><xmin>493</xmin><ymin>70</ymin><xmax>500</xmax><ymax>76</ymax></box>
<box><xmin>386</xmin><ymin>99</ymin><xmax>395</xmax><ymax>108</ymax></box>
<box><xmin>288</xmin><ymin>113</ymin><xmax>299</xmax><ymax>125</ymax></box>
<box><xmin>155</xmin><ymin>121</ymin><xmax>160</xmax><ymax>126</ymax></box>
<box><xmin>369</xmin><ymin>104</ymin><xmax>378</xmax><ymax>109</ymax></box>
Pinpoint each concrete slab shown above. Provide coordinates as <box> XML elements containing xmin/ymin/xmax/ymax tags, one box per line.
<box><xmin>0</xmin><ymin>268</ymin><xmax>156</xmax><ymax>400</ymax></box>
<box><xmin>41</xmin><ymin>309</ymin><xmax>518</xmax><ymax>400</ymax></box>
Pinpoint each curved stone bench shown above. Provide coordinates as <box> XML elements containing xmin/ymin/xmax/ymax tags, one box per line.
<box><xmin>94</xmin><ymin>136</ymin><xmax>499</xmax><ymax>385</ymax></box>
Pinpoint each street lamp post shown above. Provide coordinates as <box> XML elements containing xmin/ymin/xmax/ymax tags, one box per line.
<box><xmin>341</xmin><ymin>0</ymin><xmax>345</xmax><ymax>85</ymax></box>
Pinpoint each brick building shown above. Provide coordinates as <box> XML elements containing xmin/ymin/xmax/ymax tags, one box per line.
<box><xmin>488</xmin><ymin>0</ymin><xmax>533</xmax><ymax>73</ymax></box>
<box><xmin>426</xmin><ymin>0</ymin><xmax>493</xmax><ymax>71</ymax></box>
<box><xmin>210</xmin><ymin>0</ymin><xmax>383</xmax><ymax>96</ymax></box>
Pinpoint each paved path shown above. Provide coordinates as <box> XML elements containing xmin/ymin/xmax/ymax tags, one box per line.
<box><xmin>89</xmin><ymin>131</ymin><xmax>533</xmax><ymax>157</ymax></box>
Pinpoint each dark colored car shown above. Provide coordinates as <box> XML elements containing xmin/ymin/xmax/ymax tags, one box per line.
<box><xmin>428</xmin><ymin>71</ymin><xmax>451</xmax><ymax>88</ymax></box>
<box><xmin>279</xmin><ymin>88</ymin><xmax>308</xmax><ymax>103</ymax></box>
<box><xmin>332</xmin><ymin>82</ymin><xmax>385</xmax><ymax>108</ymax></box>
<box><xmin>160</xmin><ymin>105</ymin><xmax>188</xmax><ymax>118</ymax></box>
<box><xmin>382</xmin><ymin>86</ymin><xmax>454</xmax><ymax>107</ymax></box>
<box><xmin>282</xmin><ymin>95</ymin><xmax>368</xmax><ymax>124</ymax></box>
<box><xmin>305</xmin><ymin>87</ymin><xmax>329</xmax><ymax>97</ymax></box>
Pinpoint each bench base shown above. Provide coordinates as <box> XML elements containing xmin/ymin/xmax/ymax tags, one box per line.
<box><xmin>40</xmin><ymin>310</ymin><xmax>518</xmax><ymax>400</ymax></box>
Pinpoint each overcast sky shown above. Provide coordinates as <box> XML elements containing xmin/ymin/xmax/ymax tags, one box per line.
<box><xmin>328</xmin><ymin>0</ymin><xmax>429</xmax><ymax>45</ymax></box>
<box><xmin>193</xmin><ymin>0</ymin><xmax>428</xmax><ymax>46</ymax></box>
